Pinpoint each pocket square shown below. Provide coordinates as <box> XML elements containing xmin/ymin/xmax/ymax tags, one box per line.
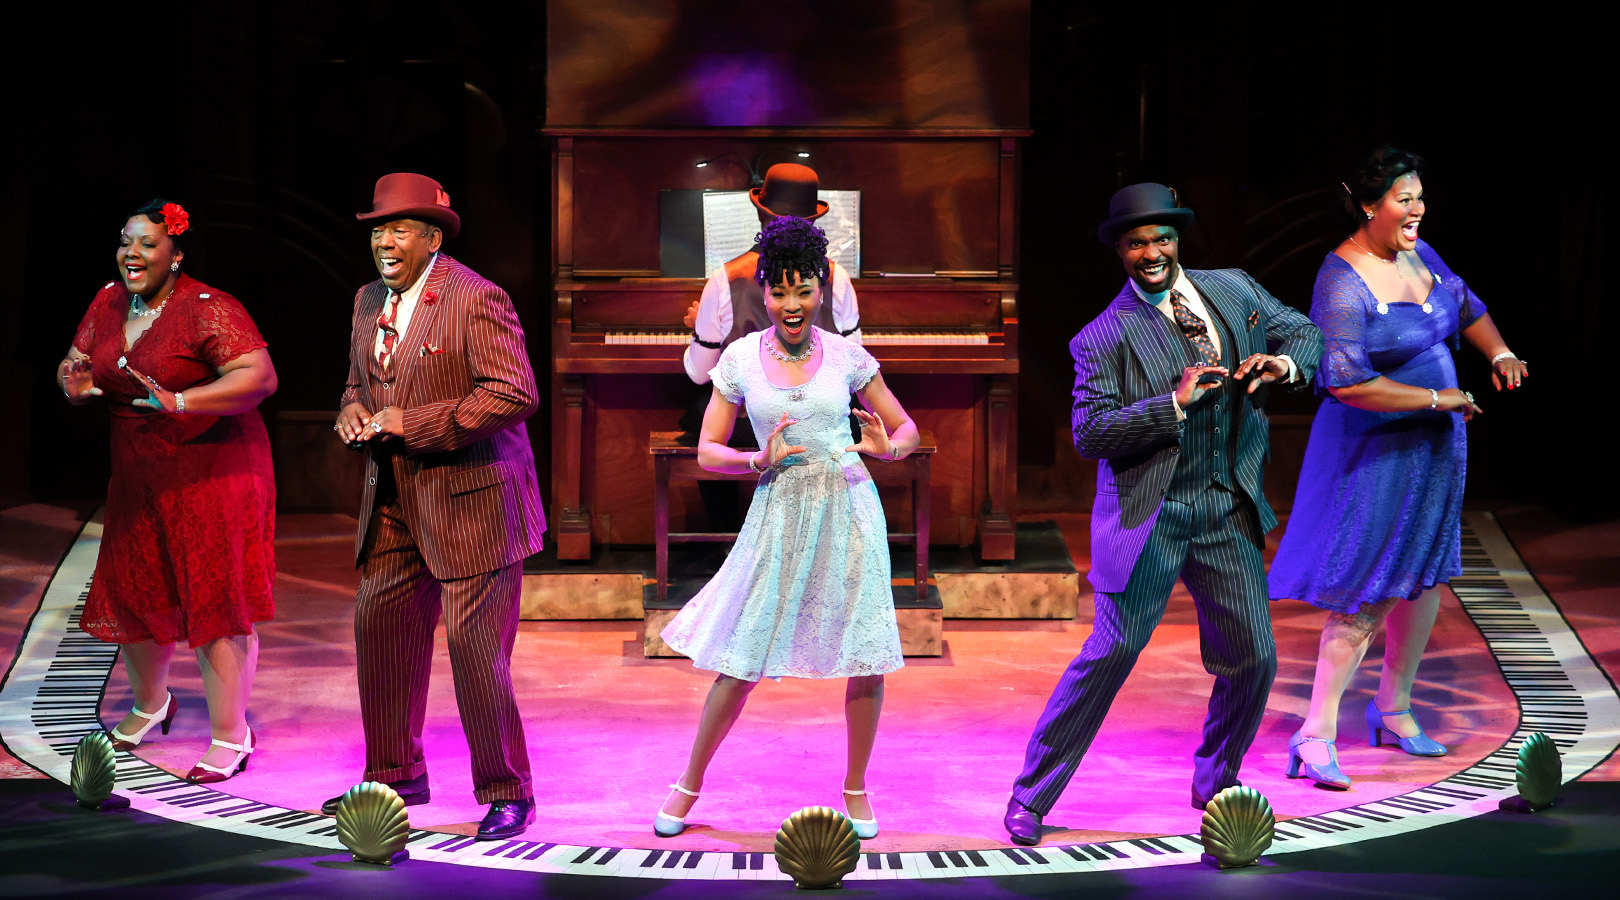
<box><xmin>418</xmin><ymin>342</ymin><xmax>444</xmax><ymax>356</ymax></box>
<box><xmin>1246</xmin><ymin>310</ymin><xmax>1260</xmax><ymax>329</ymax></box>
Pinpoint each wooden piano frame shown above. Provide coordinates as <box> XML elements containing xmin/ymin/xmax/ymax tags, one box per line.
<box><xmin>547</xmin><ymin>128</ymin><xmax>1025</xmax><ymax>562</ymax></box>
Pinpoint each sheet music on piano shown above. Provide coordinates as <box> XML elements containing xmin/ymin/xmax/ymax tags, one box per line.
<box><xmin>702</xmin><ymin>190</ymin><xmax>860</xmax><ymax>276</ymax></box>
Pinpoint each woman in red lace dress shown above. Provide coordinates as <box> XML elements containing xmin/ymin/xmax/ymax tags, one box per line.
<box><xmin>57</xmin><ymin>199</ymin><xmax>278</xmax><ymax>784</ymax></box>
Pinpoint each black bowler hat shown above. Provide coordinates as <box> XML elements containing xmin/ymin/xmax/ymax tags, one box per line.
<box><xmin>1097</xmin><ymin>183</ymin><xmax>1195</xmax><ymax>245</ymax></box>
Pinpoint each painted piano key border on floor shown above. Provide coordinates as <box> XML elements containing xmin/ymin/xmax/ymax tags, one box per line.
<box><xmin>1</xmin><ymin>512</ymin><xmax>1614</xmax><ymax>881</ymax></box>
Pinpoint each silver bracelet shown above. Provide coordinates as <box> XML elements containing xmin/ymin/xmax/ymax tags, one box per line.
<box><xmin>1490</xmin><ymin>351</ymin><xmax>1517</xmax><ymax>366</ymax></box>
<box><xmin>1428</xmin><ymin>388</ymin><xmax>1439</xmax><ymax>410</ymax></box>
<box><xmin>175</xmin><ymin>392</ymin><xmax>186</xmax><ymax>414</ymax></box>
<box><xmin>747</xmin><ymin>451</ymin><xmax>764</xmax><ymax>474</ymax></box>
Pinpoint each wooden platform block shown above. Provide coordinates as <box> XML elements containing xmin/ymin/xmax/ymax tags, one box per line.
<box><xmin>521</xmin><ymin>572</ymin><xmax>644</xmax><ymax>620</ymax></box>
<box><xmin>644</xmin><ymin>608</ymin><xmax>681</xmax><ymax>658</ymax></box>
<box><xmin>937</xmin><ymin>570</ymin><xmax>1078</xmax><ymax>619</ymax></box>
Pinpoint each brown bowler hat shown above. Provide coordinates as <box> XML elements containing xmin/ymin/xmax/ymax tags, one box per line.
<box><xmin>356</xmin><ymin>173</ymin><xmax>462</xmax><ymax>239</ymax></box>
<box><xmin>750</xmin><ymin>163</ymin><xmax>829</xmax><ymax>221</ymax></box>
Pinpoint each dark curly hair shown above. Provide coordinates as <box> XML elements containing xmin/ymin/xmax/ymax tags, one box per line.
<box><xmin>1336</xmin><ymin>145</ymin><xmax>1425</xmax><ymax>235</ymax></box>
<box><xmin>754</xmin><ymin>216</ymin><xmax>830</xmax><ymax>288</ymax></box>
<box><xmin>126</xmin><ymin>198</ymin><xmax>195</xmax><ymax>256</ymax></box>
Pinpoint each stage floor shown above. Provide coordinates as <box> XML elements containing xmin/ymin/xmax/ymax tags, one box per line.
<box><xmin>1</xmin><ymin>503</ymin><xmax>1617</xmax><ymax>889</ymax></box>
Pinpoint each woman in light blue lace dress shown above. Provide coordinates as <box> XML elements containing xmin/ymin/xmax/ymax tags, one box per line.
<box><xmin>655</xmin><ymin>217</ymin><xmax>918</xmax><ymax>839</ymax></box>
<box><xmin>1269</xmin><ymin>147</ymin><xmax>1528</xmax><ymax>788</ymax></box>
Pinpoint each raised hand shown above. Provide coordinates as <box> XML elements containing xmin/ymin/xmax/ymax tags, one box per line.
<box><xmin>1233</xmin><ymin>353</ymin><xmax>1288</xmax><ymax>394</ymax></box>
<box><xmin>59</xmin><ymin>356</ymin><xmax>101</xmax><ymax>401</ymax></box>
<box><xmin>761</xmin><ymin>412</ymin><xmax>807</xmax><ymax>467</ymax></box>
<box><xmin>1174</xmin><ymin>364</ymin><xmax>1229</xmax><ymax>409</ymax></box>
<box><xmin>844</xmin><ymin>408</ymin><xmax>894</xmax><ymax>459</ymax></box>
<box><xmin>683</xmin><ymin>300</ymin><xmax>700</xmax><ymax>331</ymax></box>
<box><xmin>124</xmin><ymin>363</ymin><xmax>178</xmax><ymax>413</ymax></box>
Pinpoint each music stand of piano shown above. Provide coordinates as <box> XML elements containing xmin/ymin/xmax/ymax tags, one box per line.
<box><xmin>649</xmin><ymin>430</ymin><xmax>935</xmax><ymax>605</ymax></box>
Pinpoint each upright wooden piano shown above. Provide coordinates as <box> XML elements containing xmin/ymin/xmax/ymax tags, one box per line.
<box><xmin>545</xmin><ymin>129</ymin><xmax>1025</xmax><ymax>562</ymax></box>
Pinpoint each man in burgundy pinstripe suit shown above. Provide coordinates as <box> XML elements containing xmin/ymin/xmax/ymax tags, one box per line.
<box><xmin>323</xmin><ymin>173</ymin><xmax>547</xmax><ymax>840</ymax></box>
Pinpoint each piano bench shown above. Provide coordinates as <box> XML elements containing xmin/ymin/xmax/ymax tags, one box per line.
<box><xmin>648</xmin><ymin>430</ymin><xmax>936</xmax><ymax>606</ymax></box>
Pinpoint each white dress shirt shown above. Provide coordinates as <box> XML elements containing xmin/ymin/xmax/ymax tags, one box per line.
<box><xmin>683</xmin><ymin>259</ymin><xmax>861</xmax><ymax>384</ymax></box>
<box><xmin>1130</xmin><ymin>267</ymin><xmax>1297</xmax><ymax>418</ymax></box>
<box><xmin>374</xmin><ymin>253</ymin><xmax>439</xmax><ymax>361</ymax></box>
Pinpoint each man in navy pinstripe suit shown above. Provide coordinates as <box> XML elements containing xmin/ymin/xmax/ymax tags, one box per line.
<box><xmin>324</xmin><ymin>174</ymin><xmax>547</xmax><ymax>840</ymax></box>
<box><xmin>1004</xmin><ymin>184</ymin><xmax>1322</xmax><ymax>846</ymax></box>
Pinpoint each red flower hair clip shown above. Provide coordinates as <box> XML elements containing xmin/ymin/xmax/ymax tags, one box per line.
<box><xmin>423</xmin><ymin>290</ymin><xmax>439</xmax><ymax>306</ymax></box>
<box><xmin>161</xmin><ymin>202</ymin><xmax>190</xmax><ymax>236</ymax></box>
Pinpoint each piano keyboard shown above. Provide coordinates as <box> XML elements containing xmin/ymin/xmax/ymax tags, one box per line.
<box><xmin>597</xmin><ymin>331</ymin><xmax>992</xmax><ymax>346</ymax></box>
<box><xmin>2</xmin><ymin>511</ymin><xmax>1613</xmax><ymax>881</ymax></box>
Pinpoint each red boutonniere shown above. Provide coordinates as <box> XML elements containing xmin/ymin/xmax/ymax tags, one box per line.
<box><xmin>423</xmin><ymin>290</ymin><xmax>439</xmax><ymax>306</ymax></box>
<box><xmin>418</xmin><ymin>342</ymin><xmax>444</xmax><ymax>357</ymax></box>
<box><xmin>161</xmin><ymin>202</ymin><xmax>190</xmax><ymax>236</ymax></box>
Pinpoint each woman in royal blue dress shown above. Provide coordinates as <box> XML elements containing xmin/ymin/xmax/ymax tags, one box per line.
<box><xmin>1269</xmin><ymin>146</ymin><xmax>1528</xmax><ymax>788</ymax></box>
<box><xmin>653</xmin><ymin>216</ymin><xmax>918</xmax><ymax>838</ymax></box>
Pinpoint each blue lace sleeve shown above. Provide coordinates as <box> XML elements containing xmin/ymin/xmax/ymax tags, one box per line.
<box><xmin>846</xmin><ymin>338</ymin><xmax>880</xmax><ymax>392</ymax></box>
<box><xmin>1416</xmin><ymin>241</ymin><xmax>1487</xmax><ymax>329</ymax></box>
<box><xmin>1311</xmin><ymin>255</ymin><xmax>1380</xmax><ymax>390</ymax></box>
<box><xmin>709</xmin><ymin>340</ymin><xmax>745</xmax><ymax>403</ymax></box>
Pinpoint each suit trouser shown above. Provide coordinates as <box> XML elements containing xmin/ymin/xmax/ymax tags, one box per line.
<box><xmin>1012</xmin><ymin>483</ymin><xmax>1276</xmax><ymax>813</ymax></box>
<box><xmin>355</xmin><ymin>498</ymin><xmax>532</xmax><ymax>804</ymax></box>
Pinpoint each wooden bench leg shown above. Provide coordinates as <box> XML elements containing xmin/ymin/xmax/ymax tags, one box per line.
<box><xmin>655</xmin><ymin>455</ymin><xmax>670</xmax><ymax>605</ymax></box>
<box><xmin>915</xmin><ymin>454</ymin><xmax>930</xmax><ymax>603</ymax></box>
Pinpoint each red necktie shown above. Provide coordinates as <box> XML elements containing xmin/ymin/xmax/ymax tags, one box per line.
<box><xmin>376</xmin><ymin>292</ymin><xmax>402</xmax><ymax>367</ymax></box>
<box><xmin>1169</xmin><ymin>290</ymin><xmax>1218</xmax><ymax>365</ymax></box>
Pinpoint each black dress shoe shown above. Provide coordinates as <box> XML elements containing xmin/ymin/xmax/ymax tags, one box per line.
<box><xmin>1004</xmin><ymin>797</ymin><xmax>1044</xmax><ymax>847</ymax></box>
<box><xmin>321</xmin><ymin>773</ymin><xmax>431</xmax><ymax>816</ymax></box>
<box><xmin>477</xmin><ymin>797</ymin><xmax>536</xmax><ymax>840</ymax></box>
<box><xmin>1191</xmin><ymin>780</ymin><xmax>1241</xmax><ymax>812</ymax></box>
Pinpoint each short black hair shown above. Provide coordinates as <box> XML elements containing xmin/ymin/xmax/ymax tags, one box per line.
<box><xmin>1336</xmin><ymin>146</ymin><xmax>1425</xmax><ymax>234</ymax></box>
<box><xmin>126</xmin><ymin>198</ymin><xmax>193</xmax><ymax>256</ymax></box>
<box><xmin>754</xmin><ymin>216</ymin><xmax>830</xmax><ymax>288</ymax></box>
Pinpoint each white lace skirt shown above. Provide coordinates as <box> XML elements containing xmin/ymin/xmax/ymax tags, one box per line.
<box><xmin>660</xmin><ymin>457</ymin><xmax>905</xmax><ymax>681</ymax></box>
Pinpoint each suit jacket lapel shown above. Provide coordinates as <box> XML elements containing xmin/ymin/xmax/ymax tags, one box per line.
<box><xmin>1113</xmin><ymin>284</ymin><xmax>1184</xmax><ymax>394</ymax></box>
<box><xmin>1188</xmin><ymin>270</ymin><xmax>1251</xmax><ymax>357</ymax></box>
<box><xmin>356</xmin><ymin>281</ymin><xmax>390</xmax><ymax>411</ymax></box>
<box><xmin>392</xmin><ymin>254</ymin><xmax>451</xmax><ymax>402</ymax></box>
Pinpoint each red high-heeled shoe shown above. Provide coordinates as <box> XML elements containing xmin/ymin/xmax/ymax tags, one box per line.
<box><xmin>185</xmin><ymin>727</ymin><xmax>254</xmax><ymax>784</ymax></box>
<box><xmin>109</xmin><ymin>693</ymin><xmax>177</xmax><ymax>751</ymax></box>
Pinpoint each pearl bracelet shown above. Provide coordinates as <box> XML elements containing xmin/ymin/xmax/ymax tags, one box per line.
<box><xmin>1428</xmin><ymin>388</ymin><xmax>1439</xmax><ymax>410</ymax></box>
<box><xmin>747</xmin><ymin>451</ymin><xmax>765</xmax><ymax>474</ymax></box>
<box><xmin>175</xmin><ymin>392</ymin><xmax>186</xmax><ymax>413</ymax></box>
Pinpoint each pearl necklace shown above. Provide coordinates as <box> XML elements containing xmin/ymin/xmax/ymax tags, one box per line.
<box><xmin>1347</xmin><ymin>235</ymin><xmax>1403</xmax><ymax>279</ymax></box>
<box><xmin>766</xmin><ymin>332</ymin><xmax>817</xmax><ymax>363</ymax></box>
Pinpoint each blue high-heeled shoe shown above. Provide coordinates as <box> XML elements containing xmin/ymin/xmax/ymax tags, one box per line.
<box><xmin>1365</xmin><ymin>699</ymin><xmax>1447</xmax><ymax>757</ymax></box>
<box><xmin>653</xmin><ymin>782</ymin><xmax>698</xmax><ymax>837</ymax></box>
<box><xmin>1285</xmin><ymin>730</ymin><xmax>1351</xmax><ymax>789</ymax></box>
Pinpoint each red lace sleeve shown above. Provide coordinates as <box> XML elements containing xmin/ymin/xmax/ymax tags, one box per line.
<box><xmin>73</xmin><ymin>284</ymin><xmax>117</xmax><ymax>354</ymax></box>
<box><xmin>194</xmin><ymin>292</ymin><xmax>269</xmax><ymax>368</ymax></box>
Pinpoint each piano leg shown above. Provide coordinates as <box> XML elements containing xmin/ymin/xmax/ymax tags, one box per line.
<box><xmin>981</xmin><ymin>373</ymin><xmax>1017</xmax><ymax>560</ymax></box>
<box><xmin>555</xmin><ymin>373</ymin><xmax>593</xmax><ymax>560</ymax></box>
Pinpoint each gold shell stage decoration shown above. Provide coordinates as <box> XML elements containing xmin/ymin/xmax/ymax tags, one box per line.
<box><xmin>1514</xmin><ymin>732</ymin><xmax>1562</xmax><ymax>811</ymax></box>
<box><xmin>334</xmin><ymin>781</ymin><xmax>411</xmax><ymax>865</ymax></box>
<box><xmin>71</xmin><ymin>731</ymin><xmax>127</xmax><ymax>810</ymax></box>
<box><xmin>774</xmin><ymin>806</ymin><xmax>861</xmax><ymax>889</ymax></box>
<box><xmin>1198</xmin><ymin>786</ymin><xmax>1274</xmax><ymax>869</ymax></box>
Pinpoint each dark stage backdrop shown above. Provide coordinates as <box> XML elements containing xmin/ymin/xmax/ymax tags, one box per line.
<box><xmin>6</xmin><ymin>2</ymin><xmax>1610</xmax><ymax>519</ymax></box>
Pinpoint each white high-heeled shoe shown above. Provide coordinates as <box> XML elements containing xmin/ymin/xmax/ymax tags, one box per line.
<box><xmin>843</xmin><ymin>788</ymin><xmax>879</xmax><ymax>839</ymax></box>
<box><xmin>109</xmin><ymin>692</ymin><xmax>176</xmax><ymax>751</ymax></box>
<box><xmin>654</xmin><ymin>782</ymin><xmax>699</xmax><ymax>837</ymax></box>
<box><xmin>185</xmin><ymin>727</ymin><xmax>254</xmax><ymax>784</ymax></box>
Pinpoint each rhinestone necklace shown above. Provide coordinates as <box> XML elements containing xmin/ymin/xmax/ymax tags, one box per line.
<box><xmin>1347</xmin><ymin>236</ymin><xmax>1403</xmax><ymax>279</ymax></box>
<box><xmin>766</xmin><ymin>332</ymin><xmax>817</xmax><ymax>363</ymax></box>
<box><xmin>129</xmin><ymin>285</ymin><xmax>175</xmax><ymax>319</ymax></box>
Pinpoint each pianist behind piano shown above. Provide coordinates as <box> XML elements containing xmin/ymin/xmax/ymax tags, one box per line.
<box><xmin>655</xmin><ymin>215</ymin><xmax>918</xmax><ymax>841</ymax></box>
<box><xmin>683</xmin><ymin>163</ymin><xmax>861</xmax><ymax>384</ymax></box>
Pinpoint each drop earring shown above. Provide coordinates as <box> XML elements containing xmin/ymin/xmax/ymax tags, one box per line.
<box><xmin>170</xmin><ymin>261</ymin><xmax>180</xmax><ymax>271</ymax></box>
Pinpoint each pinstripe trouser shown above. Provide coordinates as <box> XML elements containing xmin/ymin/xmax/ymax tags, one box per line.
<box><xmin>355</xmin><ymin>498</ymin><xmax>533</xmax><ymax>804</ymax></box>
<box><xmin>1012</xmin><ymin>483</ymin><xmax>1276</xmax><ymax>813</ymax></box>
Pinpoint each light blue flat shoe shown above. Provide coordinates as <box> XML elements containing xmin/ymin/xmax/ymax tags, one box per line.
<box><xmin>653</xmin><ymin>782</ymin><xmax>699</xmax><ymax>837</ymax></box>
<box><xmin>1366</xmin><ymin>699</ymin><xmax>1447</xmax><ymax>757</ymax></box>
<box><xmin>1286</xmin><ymin>730</ymin><xmax>1352</xmax><ymax>789</ymax></box>
<box><xmin>843</xmin><ymin>789</ymin><xmax>879</xmax><ymax>840</ymax></box>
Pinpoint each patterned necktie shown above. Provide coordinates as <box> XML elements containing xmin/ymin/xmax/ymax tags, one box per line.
<box><xmin>376</xmin><ymin>292</ymin><xmax>402</xmax><ymax>367</ymax></box>
<box><xmin>1168</xmin><ymin>290</ymin><xmax>1218</xmax><ymax>364</ymax></box>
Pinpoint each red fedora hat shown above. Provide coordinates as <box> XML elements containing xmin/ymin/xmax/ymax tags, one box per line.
<box><xmin>356</xmin><ymin>173</ymin><xmax>461</xmax><ymax>239</ymax></box>
<box><xmin>749</xmin><ymin>163</ymin><xmax>829</xmax><ymax>221</ymax></box>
